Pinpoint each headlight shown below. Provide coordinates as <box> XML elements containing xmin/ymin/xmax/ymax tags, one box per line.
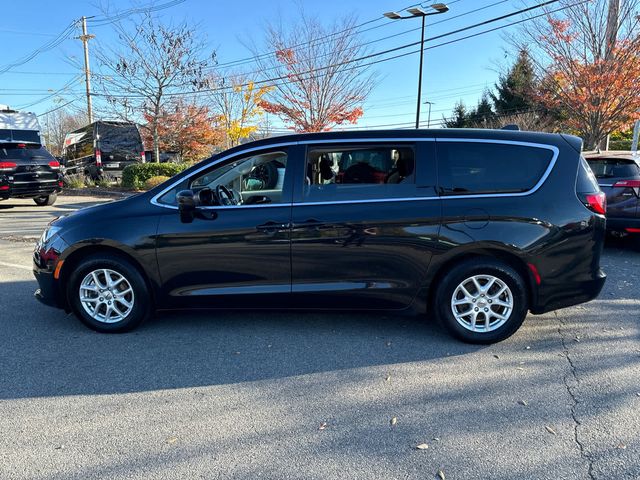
<box><xmin>40</xmin><ymin>225</ymin><xmax>63</xmax><ymax>245</ymax></box>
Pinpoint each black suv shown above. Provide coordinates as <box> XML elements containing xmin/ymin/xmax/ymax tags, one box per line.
<box><xmin>0</xmin><ymin>142</ymin><xmax>63</xmax><ymax>206</ymax></box>
<box><xmin>34</xmin><ymin>129</ymin><xmax>606</xmax><ymax>343</ymax></box>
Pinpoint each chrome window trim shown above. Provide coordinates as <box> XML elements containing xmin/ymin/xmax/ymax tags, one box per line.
<box><xmin>150</xmin><ymin>137</ymin><xmax>558</xmax><ymax>210</ymax></box>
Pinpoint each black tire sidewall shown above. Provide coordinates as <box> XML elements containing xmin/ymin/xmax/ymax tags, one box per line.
<box><xmin>67</xmin><ymin>255</ymin><xmax>151</xmax><ymax>333</ymax></box>
<box><xmin>34</xmin><ymin>193</ymin><xmax>56</xmax><ymax>206</ymax></box>
<box><xmin>435</xmin><ymin>259</ymin><xmax>528</xmax><ymax>344</ymax></box>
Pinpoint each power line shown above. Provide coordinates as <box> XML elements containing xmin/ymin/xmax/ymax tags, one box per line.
<box><xmin>96</xmin><ymin>0</ymin><xmax>566</xmax><ymax>100</ymax></box>
<box><xmin>37</xmin><ymin>99</ymin><xmax>77</xmax><ymax>117</ymax></box>
<box><xmin>87</xmin><ymin>0</ymin><xmax>187</xmax><ymax>26</ymax></box>
<box><xmin>14</xmin><ymin>76</ymin><xmax>82</xmax><ymax>110</ymax></box>
<box><xmin>214</xmin><ymin>0</ymin><xmax>506</xmax><ymax>73</ymax></box>
<box><xmin>0</xmin><ymin>20</ymin><xmax>78</xmax><ymax>75</ymax></box>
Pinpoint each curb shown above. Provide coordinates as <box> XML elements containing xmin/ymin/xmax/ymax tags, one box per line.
<box><xmin>61</xmin><ymin>188</ymin><xmax>138</xmax><ymax>199</ymax></box>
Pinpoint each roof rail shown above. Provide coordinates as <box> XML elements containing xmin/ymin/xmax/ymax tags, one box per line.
<box><xmin>501</xmin><ymin>124</ymin><xmax>520</xmax><ymax>131</ymax></box>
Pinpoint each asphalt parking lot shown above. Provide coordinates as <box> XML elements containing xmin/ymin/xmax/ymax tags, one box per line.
<box><xmin>0</xmin><ymin>195</ymin><xmax>638</xmax><ymax>480</ymax></box>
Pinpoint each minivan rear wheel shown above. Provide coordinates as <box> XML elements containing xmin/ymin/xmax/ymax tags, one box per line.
<box><xmin>33</xmin><ymin>193</ymin><xmax>57</xmax><ymax>206</ymax></box>
<box><xmin>67</xmin><ymin>254</ymin><xmax>152</xmax><ymax>333</ymax></box>
<box><xmin>435</xmin><ymin>259</ymin><xmax>528</xmax><ymax>344</ymax></box>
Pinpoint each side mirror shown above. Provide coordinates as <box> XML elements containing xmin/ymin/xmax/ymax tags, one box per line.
<box><xmin>177</xmin><ymin>189</ymin><xmax>196</xmax><ymax>223</ymax></box>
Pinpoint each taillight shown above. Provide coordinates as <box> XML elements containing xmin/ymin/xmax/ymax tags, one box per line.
<box><xmin>0</xmin><ymin>185</ymin><xmax>9</xmax><ymax>191</ymax></box>
<box><xmin>95</xmin><ymin>150</ymin><xmax>102</xmax><ymax>166</ymax></box>
<box><xmin>613</xmin><ymin>179</ymin><xmax>640</xmax><ymax>188</ymax></box>
<box><xmin>583</xmin><ymin>191</ymin><xmax>606</xmax><ymax>215</ymax></box>
<box><xmin>16</xmin><ymin>143</ymin><xmax>26</xmax><ymax>148</ymax></box>
<box><xmin>58</xmin><ymin>181</ymin><xmax>64</xmax><ymax>188</ymax></box>
<box><xmin>141</xmin><ymin>151</ymin><xmax>146</xmax><ymax>163</ymax></box>
<box><xmin>48</xmin><ymin>160</ymin><xmax>60</xmax><ymax>169</ymax></box>
<box><xmin>0</xmin><ymin>161</ymin><xmax>17</xmax><ymax>172</ymax></box>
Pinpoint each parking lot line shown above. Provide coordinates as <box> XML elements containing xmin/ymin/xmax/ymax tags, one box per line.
<box><xmin>0</xmin><ymin>260</ymin><xmax>32</xmax><ymax>271</ymax></box>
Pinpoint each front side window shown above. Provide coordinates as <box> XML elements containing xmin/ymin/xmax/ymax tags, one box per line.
<box><xmin>303</xmin><ymin>144</ymin><xmax>416</xmax><ymax>202</ymax></box>
<box><xmin>158</xmin><ymin>150</ymin><xmax>288</xmax><ymax>206</ymax></box>
<box><xmin>437</xmin><ymin>141</ymin><xmax>554</xmax><ymax>195</ymax></box>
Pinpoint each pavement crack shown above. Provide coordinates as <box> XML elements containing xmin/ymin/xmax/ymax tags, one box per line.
<box><xmin>555</xmin><ymin>311</ymin><xmax>596</xmax><ymax>480</ymax></box>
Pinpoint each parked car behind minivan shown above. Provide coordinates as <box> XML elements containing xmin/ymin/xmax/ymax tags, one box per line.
<box><xmin>34</xmin><ymin>129</ymin><xmax>606</xmax><ymax>343</ymax></box>
<box><xmin>584</xmin><ymin>151</ymin><xmax>640</xmax><ymax>235</ymax></box>
<box><xmin>63</xmin><ymin>121</ymin><xmax>145</xmax><ymax>180</ymax></box>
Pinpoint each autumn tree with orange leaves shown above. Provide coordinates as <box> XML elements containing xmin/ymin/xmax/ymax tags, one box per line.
<box><xmin>143</xmin><ymin>102</ymin><xmax>221</xmax><ymax>163</ymax></box>
<box><xmin>517</xmin><ymin>0</ymin><xmax>640</xmax><ymax>149</ymax></box>
<box><xmin>251</xmin><ymin>13</ymin><xmax>375</xmax><ymax>132</ymax></box>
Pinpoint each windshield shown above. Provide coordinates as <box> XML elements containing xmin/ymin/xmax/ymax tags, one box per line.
<box><xmin>0</xmin><ymin>129</ymin><xmax>40</xmax><ymax>143</ymax></box>
<box><xmin>97</xmin><ymin>123</ymin><xmax>143</xmax><ymax>153</ymax></box>
<box><xmin>0</xmin><ymin>143</ymin><xmax>54</xmax><ymax>161</ymax></box>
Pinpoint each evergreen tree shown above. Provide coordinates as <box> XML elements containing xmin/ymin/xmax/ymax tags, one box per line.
<box><xmin>469</xmin><ymin>93</ymin><xmax>496</xmax><ymax>126</ymax></box>
<box><xmin>443</xmin><ymin>101</ymin><xmax>471</xmax><ymax>128</ymax></box>
<box><xmin>490</xmin><ymin>49</ymin><xmax>537</xmax><ymax>115</ymax></box>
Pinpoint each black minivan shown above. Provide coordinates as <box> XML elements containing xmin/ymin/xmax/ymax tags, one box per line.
<box><xmin>63</xmin><ymin>121</ymin><xmax>145</xmax><ymax>179</ymax></box>
<box><xmin>34</xmin><ymin>129</ymin><xmax>606</xmax><ymax>343</ymax></box>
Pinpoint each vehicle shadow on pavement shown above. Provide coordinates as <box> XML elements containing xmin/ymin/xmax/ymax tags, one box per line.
<box><xmin>0</xmin><ymin>279</ymin><xmax>488</xmax><ymax>400</ymax></box>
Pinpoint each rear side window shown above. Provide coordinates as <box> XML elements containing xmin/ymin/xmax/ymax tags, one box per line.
<box><xmin>586</xmin><ymin>157</ymin><xmax>640</xmax><ymax>179</ymax></box>
<box><xmin>437</xmin><ymin>141</ymin><xmax>554</xmax><ymax>195</ymax></box>
<box><xmin>576</xmin><ymin>157</ymin><xmax>600</xmax><ymax>194</ymax></box>
<box><xmin>97</xmin><ymin>123</ymin><xmax>143</xmax><ymax>153</ymax></box>
<box><xmin>303</xmin><ymin>144</ymin><xmax>416</xmax><ymax>202</ymax></box>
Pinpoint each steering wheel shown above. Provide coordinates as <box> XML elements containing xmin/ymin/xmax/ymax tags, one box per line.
<box><xmin>216</xmin><ymin>184</ymin><xmax>238</xmax><ymax>206</ymax></box>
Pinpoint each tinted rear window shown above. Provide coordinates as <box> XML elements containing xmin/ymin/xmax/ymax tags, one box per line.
<box><xmin>0</xmin><ymin>129</ymin><xmax>40</xmax><ymax>143</ymax></box>
<box><xmin>0</xmin><ymin>144</ymin><xmax>54</xmax><ymax>161</ymax></box>
<box><xmin>586</xmin><ymin>157</ymin><xmax>640</xmax><ymax>179</ymax></box>
<box><xmin>97</xmin><ymin>124</ymin><xmax>142</xmax><ymax>153</ymax></box>
<box><xmin>437</xmin><ymin>141</ymin><xmax>554</xmax><ymax>195</ymax></box>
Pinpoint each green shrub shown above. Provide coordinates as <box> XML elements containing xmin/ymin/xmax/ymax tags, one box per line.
<box><xmin>64</xmin><ymin>173</ymin><xmax>86</xmax><ymax>189</ymax></box>
<box><xmin>609</xmin><ymin>139</ymin><xmax>632</xmax><ymax>151</ymax></box>
<box><xmin>122</xmin><ymin>163</ymin><xmax>187</xmax><ymax>190</ymax></box>
<box><xmin>144</xmin><ymin>175</ymin><xmax>170</xmax><ymax>190</ymax></box>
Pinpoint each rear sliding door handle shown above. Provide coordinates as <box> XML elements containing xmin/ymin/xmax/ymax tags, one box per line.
<box><xmin>291</xmin><ymin>219</ymin><xmax>330</xmax><ymax>231</ymax></box>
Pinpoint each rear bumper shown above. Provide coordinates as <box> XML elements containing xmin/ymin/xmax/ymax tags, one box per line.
<box><xmin>530</xmin><ymin>268</ymin><xmax>606</xmax><ymax>314</ymax></box>
<box><xmin>0</xmin><ymin>179</ymin><xmax>62</xmax><ymax>199</ymax></box>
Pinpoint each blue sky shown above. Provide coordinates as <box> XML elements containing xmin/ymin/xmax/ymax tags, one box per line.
<box><xmin>0</xmin><ymin>0</ymin><xmax>523</xmax><ymax>130</ymax></box>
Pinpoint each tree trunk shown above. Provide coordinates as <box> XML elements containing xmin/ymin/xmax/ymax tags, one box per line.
<box><xmin>153</xmin><ymin>122</ymin><xmax>160</xmax><ymax>163</ymax></box>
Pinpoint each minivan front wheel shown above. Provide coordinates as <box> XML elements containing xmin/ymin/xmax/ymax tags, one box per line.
<box><xmin>435</xmin><ymin>259</ymin><xmax>528</xmax><ymax>344</ymax></box>
<box><xmin>68</xmin><ymin>254</ymin><xmax>151</xmax><ymax>332</ymax></box>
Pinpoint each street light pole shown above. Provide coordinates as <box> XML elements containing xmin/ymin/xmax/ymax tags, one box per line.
<box><xmin>383</xmin><ymin>4</ymin><xmax>449</xmax><ymax>129</ymax></box>
<box><xmin>424</xmin><ymin>100</ymin><xmax>435</xmax><ymax>128</ymax></box>
<box><xmin>415</xmin><ymin>15</ymin><xmax>426</xmax><ymax>129</ymax></box>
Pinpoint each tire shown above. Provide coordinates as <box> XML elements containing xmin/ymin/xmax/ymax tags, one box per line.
<box><xmin>67</xmin><ymin>253</ymin><xmax>152</xmax><ymax>333</ymax></box>
<box><xmin>33</xmin><ymin>193</ymin><xmax>57</xmax><ymax>206</ymax></box>
<box><xmin>434</xmin><ymin>258</ymin><xmax>529</xmax><ymax>344</ymax></box>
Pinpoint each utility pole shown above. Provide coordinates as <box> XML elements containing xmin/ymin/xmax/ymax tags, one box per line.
<box><xmin>78</xmin><ymin>16</ymin><xmax>95</xmax><ymax>124</ymax></box>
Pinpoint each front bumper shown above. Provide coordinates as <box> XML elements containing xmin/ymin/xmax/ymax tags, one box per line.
<box><xmin>33</xmin><ymin>236</ymin><xmax>69</xmax><ymax>310</ymax></box>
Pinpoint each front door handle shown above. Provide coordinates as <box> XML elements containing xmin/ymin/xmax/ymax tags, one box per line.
<box><xmin>256</xmin><ymin>221</ymin><xmax>290</xmax><ymax>234</ymax></box>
